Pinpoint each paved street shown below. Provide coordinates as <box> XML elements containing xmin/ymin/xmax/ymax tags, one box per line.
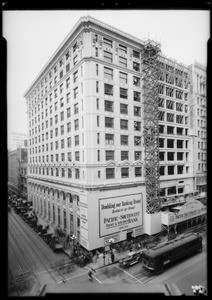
<box><xmin>8</xmin><ymin>207</ymin><xmax>207</xmax><ymax>296</ymax></box>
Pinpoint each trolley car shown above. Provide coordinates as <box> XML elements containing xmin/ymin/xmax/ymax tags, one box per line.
<box><xmin>142</xmin><ymin>233</ymin><xmax>202</xmax><ymax>274</ymax></box>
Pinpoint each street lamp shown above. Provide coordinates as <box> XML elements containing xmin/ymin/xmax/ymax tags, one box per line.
<box><xmin>109</xmin><ymin>238</ymin><xmax>115</xmax><ymax>263</ymax></box>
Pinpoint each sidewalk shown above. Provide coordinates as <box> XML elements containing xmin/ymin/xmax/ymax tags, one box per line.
<box><xmin>63</xmin><ymin>246</ymin><xmax>143</xmax><ymax>270</ymax></box>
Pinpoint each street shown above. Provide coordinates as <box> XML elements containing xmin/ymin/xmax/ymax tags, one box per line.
<box><xmin>8</xmin><ymin>208</ymin><xmax>207</xmax><ymax>296</ymax></box>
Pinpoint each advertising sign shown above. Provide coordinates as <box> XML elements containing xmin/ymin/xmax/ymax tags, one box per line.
<box><xmin>168</xmin><ymin>200</ymin><xmax>206</xmax><ymax>225</ymax></box>
<box><xmin>99</xmin><ymin>193</ymin><xmax>143</xmax><ymax>237</ymax></box>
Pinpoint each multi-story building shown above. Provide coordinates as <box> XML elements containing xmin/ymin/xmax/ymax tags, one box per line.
<box><xmin>24</xmin><ymin>16</ymin><xmax>206</xmax><ymax>251</ymax></box>
<box><xmin>10</xmin><ymin>132</ymin><xmax>28</xmax><ymax>150</ymax></box>
<box><xmin>189</xmin><ymin>61</ymin><xmax>207</xmax><ymax>204</ymax></box>
<box><xmin>8</xmin><ymin>148</ymin><xmax>28</xmax><ymax>197</ymax></box>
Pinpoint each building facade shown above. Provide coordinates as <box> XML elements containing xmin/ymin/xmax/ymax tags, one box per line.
<box><xmin>10</xmin><ymin>132</ymin><xmax>28</xmax><ymax>150</ymax></box>
<box><xmin>189</xmin><ymin>61</ymin><xmax>207</xmax><ymax>204</ymax></box>
<box><xmin>24</xmin><ymin>16</ymin><xmax>205</xmax><ymax>251</ymax></box>
<box><xmin>8</xmin><ymin>148</ymin><xmax>28</xmax><ymax>197</ymax></box>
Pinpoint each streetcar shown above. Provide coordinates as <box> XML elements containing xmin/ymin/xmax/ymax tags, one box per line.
<box><xmin>142</xmin><ymin>233</ymin><xmax>202</xmax><ymax>274</ymax></box>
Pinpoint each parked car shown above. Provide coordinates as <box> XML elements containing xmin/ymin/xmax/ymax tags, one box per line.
<box><xmin>119</xmin><ymin>251</ymin><xmax>142</xmax><ymax>268</ymax></box>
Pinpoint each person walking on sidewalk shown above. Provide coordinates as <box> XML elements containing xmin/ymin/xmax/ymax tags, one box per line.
<box><xmin>88</xmin><ymin>268</ymin><xmax>96</xmax><ymax>282</ymax></box>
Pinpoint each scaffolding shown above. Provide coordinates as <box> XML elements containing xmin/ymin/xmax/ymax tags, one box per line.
<box><xmin>141</xmin><ymin>40</ymin><xmax>161</xmax><ymax>214</ymax></box>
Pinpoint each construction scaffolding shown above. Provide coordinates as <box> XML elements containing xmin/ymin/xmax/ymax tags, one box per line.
<box><xmin>141</xmin><ymin>40</ymin><xmax>161</xmax><ymax>214</ymax></box>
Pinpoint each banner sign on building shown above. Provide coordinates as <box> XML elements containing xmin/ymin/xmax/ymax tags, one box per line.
<box><xmin>99</xmin><ymin>193</ymin><xmax>143</xmax><ymax>237</ymax></box>
<box><xmin>168</xmin><ymin>200</ymin><xmax>206</xmax><ymax>225</ymax></box>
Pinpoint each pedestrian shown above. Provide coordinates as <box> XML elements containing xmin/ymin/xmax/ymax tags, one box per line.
<box><xmin>96</xmin><ymin>250</ymin><xmax>99</xmax><ymax>259</ymax></box>
<box><xmin>103</xmin><ymin>253</ymin><xmax>106</xmax><ymax>265</ymax></box>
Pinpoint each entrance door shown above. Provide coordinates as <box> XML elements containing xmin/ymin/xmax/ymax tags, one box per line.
<box><xmin>127</xmin><ymin>231</ymin><xmax>133</xmax><ymax>241</ymax></box>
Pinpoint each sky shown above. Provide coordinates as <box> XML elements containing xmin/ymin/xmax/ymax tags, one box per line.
<box><xmin>3</xmin><ymin>10</ymin><xmax>210</xmax><ymax>150</ymax></box>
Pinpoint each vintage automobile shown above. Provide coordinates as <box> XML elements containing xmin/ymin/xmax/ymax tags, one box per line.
<box><xmin>119</xmin><ymin>251</ymin><xmax>142</xmax><ymax>268</ymax></box>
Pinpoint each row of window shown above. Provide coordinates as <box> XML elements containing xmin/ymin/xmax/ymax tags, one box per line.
<box><xmin>158</xmin><ymin>98</ymin><xmax>188</xmax><ymax>112</ymax></box>
<box><xmin>30</xmin><ymin>166</ymin><xmax>143</xmax><ymax>179</ymax></box>
<box><xmin>159</xmin><ymin>138</ymin><xmax>189</xmax><ymax>149</ymax></box>
<box><xmin>159</xmin><ymin>72</ymin><xmax>189</xmax><ymax>89</ymax></box>
<box><xmin>28</xmin><ymin>42</ymin><xmax>80</xmax><ymax>104</ymax></box>
<box><xmin>159</xmin><ymin>165</ymin><xmax>189</xmax><ymax>176</ymax></box>
<box><xmin>159</xmin><ymin>125</ymin><xmax>188</xmax><ymax>136</ymax></box>
<box><xmin>158</xmin><ymin>111</ymin><xmax>189</xmax><ymax>125</ymax></box>
<box><xmin>29</xmin><ymin>149</ymin><xmax>142</xmax><ymax>163</ymax></box>
<box><xmin>159</xmin><ymin>151</ymin><xmax>189</xmax><ymax>161</ymax></box>
<box><xmin>158</xmin><ymin>84</ymin><xmax>188</xmax><ymax>100</ymax></box>
<box><xmin>197</xmin><ymin>119</ymin><xmax>206</xmax><ymax>128</ymax></box>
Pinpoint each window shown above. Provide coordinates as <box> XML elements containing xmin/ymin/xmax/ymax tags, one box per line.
<box><xmin>67</xmin><ymin>107</ymin><xmax>71</xmax><ymax>118</ymax></box>
<box><xmin>73</xmin><ymin>70</ymin><xmax>78</xmax><ymax>83</ymax></box>
<box><xmin>96</xmin><ymin>81</ymin><xmax>99</xmax><ymax>93</ymax></box>
<box><xmin>105</xmin><ymin>134</ymin><xmax>114</xmax><ymax>145</ymax></box>
<box><xmin>133</xmin><ymin>76</ymin><xmax>140</xmax><ymax>87</ymax></box>
<box><xmin>133</xmin><ymin>50</ymin><xmax>140</xmax><ymax>58</ymax></box>
<box><xmin>66</xmin><ymin>63</ymin><xmax>70</xmax><ymax>73</ymax></box>
<box><xmin>120</xmin><ymin>103</ymin><xmax>128</xmax><ymax>114</ymax></box>
<box><xmin>159</xmin><ymin>152</ymin><xmax>165</xmax><ymax>161</ymax></box>
<box><xmin>106</xmin><ymin>150</ymin><xmax>114</xmax><ymax>161</ymax></box>
<box><xmin>177</xmin><ymin>140</ymin><xmax>183</xmax><ymax>148</ymax></box>
<box><xmin>105</xmin><ymin>100</ymin><xmax>113</xmax><ymax>112</ymax></box>
<box><xmin>74</xmin><ymin>87</ymin><xmax>78</xmax><ymax>98</ymax></box>
<box><xmin>55</xmin><ymin>127</ymin><xmax>58</xmax><ymax>137</ymax></box>
<box><xmin>121</xmin><ymin>151</ymin><xmax>129</xmax><ymax>160</ymax></box>
<box><xmin>67</xmin><ymin>137</ymin><xmax>71</xmax><ymax>147</ymax></box>
<box><xmin>167</xmin><ymin>113</ymin><xmax>174</xmax><ymax>122</ymax></box>
<box><xmin>119</xmin><ymin>44</ymin><xmax>127</xmax><ymax>54</ymax></box>
<box><xmin>167</xmin><ymin>139</ymin><xmax>174</xmax><ymax>148</ymax></box>
<box><xmin>95</xmin><ymin>47</ymin><xmax>98</xmax><ymax>57</ymax></box>
<box><xmin>134</xmin><ymin>151</ymin><xmax>141</xmax><ymax>160</ymax></box>
<box><xmin>134</xmin><ymin>136</ymin><xmax>141</xmax><ymax>146</ymax></box>
<box><xmin>159</xmin><ymin>138</ymin><xmax>164</xmax><ymax>148</ymax></box>
<box><xmin>75</xmin><ymin>135</ymin><xmax>79</xmax><ymax>146</ymax></box>
<box><xmin>177</xmin><ymin>152</ymin><xmax>183</xmax><ymax>160</ymax></box>
<box><xmin>66</xmin><ymin>92</ymin><xmax>70</xmax><ymax>103</ymax></box>
<box><xmin>119</xmin><ymin>72</ymin><xmax>127</xmax><ymax>84</ymax></box>
<box><xmin>75</xmin><ymin>151</ymin><xmax>80</xmax><ymax>161</ymax></box>
<box><xmin>177</xmin><ymin>166</ymin><xmax>183</xmax><ymax>174</ymax></box>
<box><xmin>61</xmin><ymin>153</ymin><xmax>65</xmax><ymax>162</ymax></box>
<box><xmin>166</xmin><ymin>100</ymin><xmax>174</xmax><ymax>110</ymax></box>
<box><xmin>75</xmin><ymin>168</ymin><xmax>80</xmax><ymax>179</ymax></box>
<box><xmin>168</xmin><ymin>186</ymin><xmax>176</xmax><ymax>195</ymax></box>
<box><xmin>135</xmin><ymin>167</ymin><xmax>142</xmax><ymax>177</ymax></box>
<box><xmin>61</xmin><ymin>139</ymin><xmax>64</xmax><ymax>149</ymax></box>
<box><xmin>61</xmin><ymin>125</ymin><xmax>64</xmax><ymax>135</ymax></box>
<box><xmin>97</xmin><ymin>116</ymin><xmax>100</xmax><ymax>127</ymax></box>
<box><xmin>120</xmin><ymin>119</ymin><xmax>128</xmax><ymax>130</ymax></box>
<box><xmin>167</xmin><ymin>152</ymin><xmax>174</xmax><ymax>161</ymax></box>
<box><xmin>134</xmin><ymin>91</ymin><xmax>141</xmax><ymax>102</ymax></box>
<box><xmin>104</xmin><ymin>67</ymin><xmax>113</xmax><ymax>80</ymax></box>
<box><xmin>168</xmin><ymin>165</ymin><xmax>175</xmax><ymax>175</ymax></box>
<box><xmin>104</xmin><ymin>83</ymin><xmax>113</xmax><ymax>96</ymax></box>
<box><xmin>121</xmin><ymin>135</ymin><xmax>128</xmax><ymax>145</ymax></box>
<box><xmin>103</xmin><ymin>37</ymin><xmax>113</xmax><ymax>48</ymax></box>
<box><xmin>120</xmin><ymin>88</ymin><xmax>128</xmax><ymax>99</ymax></box>
<box><xmin>167</xmin><ymin>126</ymin><xmax>174</xmax><ymax>134</ymax></box>
<box><xmin>60</xmin><ymin>98</ymin><xmax>64</xmax><ymax>108</ymax></box>
<box><xmin>68</xmin><ymin>152</ymin><xmax>72</xmax><ymax>162</ymax></box>
<box><xmin>66</xmin><ymin>77</ymin><xmax>70</xmax><ymax>89</ymax></box>
<box><xmin>106</xmin><ymin>168</ymin><xmax>115</xmax><ymax>179</ymax></box>
<box><xmin>103</xmin><ymin>51</ymin><xmax>113</xmax><ymax>63</ymax></box>
<box><xmin>134</xmin><ymin>121</ymin><xmax>141</xmax><ymax>131</ymax></box>
<box><xmin>74</xmin><ymin>103</ymin><xmax>79</xmax><ymax>114</ymax></box>
<box><xmin>176</xmin><ymin>114</ymin><xmax>183</xmax><ymax>124</ymax></box>
<box><xmin>73</xmin><ymin>55</ymin><xmax>78</xmax><ymax>66</ymax></box>
<box><xmin>96</xmin><ymin>98</ymin><xmax>99</xmax><ymax>110</ymax></box>
<box><xmin>133</xmin><ymin>62</ymin><xmax>140</xmax><ymax>72</ymax></box>
<box><xmin>105</xmin><ymin>117</ymin><xmax>114</xmax><ymax>128</ymax></box>
<box><xmin>60</xmin><ymin>111</ymin><xmax>64</xmax><ymax>121</ymax></box>
<box><xmin>121</xmin><ymin>168</ymin><xmax>129</xmax><ymax>178</ymax></box>
<box><xmin>159</xmin><ymin>166</ymin><xmax>165</xmax><ymax>176</ymax></box>
<box><xmin>118</xmin><ymin>55</ymin><xmax>127</xmax><ymax>67</ymax></box>
<box><xmin>60</xmin><ymin>70</ymin><xmax>63</xmax><ymax>79</ymax></box>
<box><xmin>134</xmin><ymin>106</ymin><xmax>141</xmax><ymax>117</ymax></box>
<box><xmin>74</xmin><ymin>119</ymin><xmax>79</xmax><ymax>130</ymax></box>
<box><xmin>67</xmin><ymin>122</ymin><xmax>71</xmax><ymax>133</ymax></box>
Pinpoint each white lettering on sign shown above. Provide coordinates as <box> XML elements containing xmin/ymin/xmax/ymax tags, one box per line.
<box><xmin>99</xmin><ymin>194</ymin><xmax>143</xmax><ymax>237</ymax></box>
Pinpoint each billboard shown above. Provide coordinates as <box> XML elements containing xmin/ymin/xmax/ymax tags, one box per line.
<box><xmin>99</xmin><ymin>193</ymin><xmax>143</xmax><ymax>237</ymax></box>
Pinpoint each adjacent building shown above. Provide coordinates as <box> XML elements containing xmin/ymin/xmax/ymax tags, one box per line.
<box><xmin>10</xmin><ymin>132</ymin><xmax>28</xmax><ymax>150</ymax></box>
<box><xmin>188</xmin><ymin>61</ymin><xmax>207</xmax><ymax>204</ymax></box>
<box><xmin>8</xmin><ymin>148</ymin><xmax>28</xmax><ymax>198</ymax></box>
<box><xmin>23</xmin><ymin>16</ymin><xmax>206</xmax><ymax>251</ymax></box>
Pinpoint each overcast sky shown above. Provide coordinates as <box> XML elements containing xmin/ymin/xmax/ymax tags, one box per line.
<box><xmin>3</xmin><ymin>10</ymin><xmax>210</xmax><ymax>149</ymax></box>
